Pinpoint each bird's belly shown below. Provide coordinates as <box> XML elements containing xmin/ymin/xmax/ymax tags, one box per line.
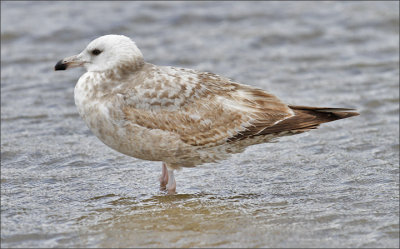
<box><xmin>74</xmin><ymin>90</ymin><xmax>186</xmax><ymax>162</ymax></box>
<box><xmin>74</xmin><ymin>99</ymin><xmax>254</xmax><ymax>167</ymax></box>
<box><xmin>76</xmin><ymin>105</ymin><xmax>161</xmax><ymax>161</ymax></box>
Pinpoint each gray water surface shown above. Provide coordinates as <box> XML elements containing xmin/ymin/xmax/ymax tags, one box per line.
<box><xmin>1</xmin><ymin>1</ymin><xmax>399</xmax><ymax>248</ymax></box>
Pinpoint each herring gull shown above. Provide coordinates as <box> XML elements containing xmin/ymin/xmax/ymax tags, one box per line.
<box><xmin>55</xmin><ymin>34</ymin><xmax>359</xmax><ymax>194</ymax></box>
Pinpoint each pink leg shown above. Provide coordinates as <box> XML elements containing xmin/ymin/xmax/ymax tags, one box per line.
<box><xmin>166</xmin><ymin>169</ymin><xmax>176</xmax><ymax>195</ymax></box>
<box><xmin>159</xmin><ymin>162</ymin><xmax>176</xmax><ymax>194</ymax></box>
<box><xmin>159</xmin><ymin>162</ymin><xmax>168</xmax><ymax>190</ymax></box>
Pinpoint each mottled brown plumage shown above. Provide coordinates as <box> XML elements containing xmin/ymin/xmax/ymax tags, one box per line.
<box><xmin>55</xmin><ymin>35</ymin><xmax>359</xmax><ymax>193</ymax></box>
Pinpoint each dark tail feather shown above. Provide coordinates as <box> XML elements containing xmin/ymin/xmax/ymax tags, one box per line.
<box><xmin>259</xmin><ymin>105</ymin><xmax>359</xmax><ymax>135</ymax></box>
<box><xmin>289</xmin><ymin>105</ymin><xmax>360</xmax><ymax>119</ymax></box>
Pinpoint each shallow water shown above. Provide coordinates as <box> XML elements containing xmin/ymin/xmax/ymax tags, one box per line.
<box><xmin>1</xmin><ymin>1</ymin><xmax>399</xmax><ymax>248</ymax></box>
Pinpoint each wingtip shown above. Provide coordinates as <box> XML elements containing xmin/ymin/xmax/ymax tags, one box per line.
<box><xmin>289</xmin><ymin>105</ymin><xmax>359</xmax><ymax>115</ymax></box>
<box><xmin>335</xmin><ymin>111</ymin><xmax>360</xmax><ymax>119</ymax></box>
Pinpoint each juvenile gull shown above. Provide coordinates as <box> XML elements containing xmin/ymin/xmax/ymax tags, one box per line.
<box><xmin>55</xmin><ymin>34</ymin><xmax>359</xmax><ymax>194</ymax></box>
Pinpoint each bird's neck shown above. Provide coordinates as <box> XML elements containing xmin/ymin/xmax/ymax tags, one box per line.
<box><xmin>103</xmin><ymin>57</ymin><xmax>145</xmax><ymax>80</ymax></box>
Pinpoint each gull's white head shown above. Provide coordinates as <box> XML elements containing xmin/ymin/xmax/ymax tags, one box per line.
<box><xmin>55</xmin><ymin>34</ymin><xmax>144</xmax><ymax>72</ymax></box>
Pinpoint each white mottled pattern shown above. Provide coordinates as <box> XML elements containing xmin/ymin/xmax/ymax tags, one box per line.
<box><xmin>56</xmin><ymin>35</ymin><xmax>356</xmax><ymax>171</ymax></box>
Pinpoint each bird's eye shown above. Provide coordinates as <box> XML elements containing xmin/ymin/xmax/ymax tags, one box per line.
<box><xmin>91</xmin><ymin>49</ymin><xmax>102</xmax><ymax>55</ymax></box>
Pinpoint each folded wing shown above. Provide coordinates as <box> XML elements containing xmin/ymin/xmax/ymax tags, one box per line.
<box><xmin>120</xmin><ymin>67</ymin><xmax>295</xmax><ymax>147</ymax></box>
